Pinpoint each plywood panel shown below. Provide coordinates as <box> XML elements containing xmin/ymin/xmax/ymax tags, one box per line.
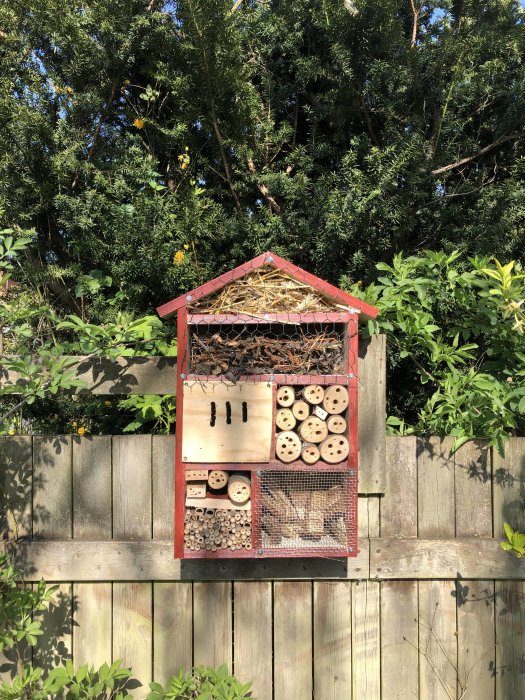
<box><xmin>73</xmin><ymin>436</ymin><xmax>112</xmax><ymax>539</ymax></box>
<box><xmin>152</xmin><ymin>436</ymin><xmax>175</xmax><ymax>539</ymax></box>
<box><xmin>153</xmin><ymin>583</ymin><xmax>192</xmax><ymax>684</ymax></box>
<box><xmin>193</xmin><ymin>582</ymin><xmax>232</xmax><ymax>671</ymax></box>
<box><xmin>358</xmin><ymin>334</ymin><xmax>386</xmax><ymax>493</ymax></box>
<box><xmin>493</xmin><ymin>437</ymin><xmax>525</xmax><ymax>539</ymax></box>
<box><xmin>352</xmin><ymin>581</ymin><xmax>380</xmax><ymax>699</ymax></box>
<box><xmin>113</xmin><ymin>582</ymin><xmax>152</xmax><ymax>698</ymax></box>
<box><xmin>495</xmin><ymin>580</ymin><xmax>525</xmax><ymax>700</ymax></box>
<box><xmin>233</xmin><ymin>582</ymin><xmax>272</xmax><ymax>700</ymax></box>
<box><xmin>73</xmin><ymin>583</ymin><xmax>112</xmax><ymax>668</ymax></box>
<box><xmin>33</xmin><ymin>436</ymin><xmax>72</xmax><ymax>539</ymax></box>
<box><xmin>113</xmin><ymin>435</ymin><xmax>152</xmax><ymax>540</ymax></box>
<box><xmin>0</xmin><ymin>436</ymin><xmax>32</xmax><ymax>539</ymax></box>
<box><xmin>455</xmin><ymin>441</ymin><xmax>492</xmax><ymax>537</ymax></box>
<box><xmin>182</xmin><ymin>381</ymin><xmax>273</xmax><ymax>463</ymax></box>
<box><xmin>418</xmin><ymin>437</ymin><xmax>455</xmax><ymax>538</ymax></box>
<box><xmin>314</xmin><ymin>581</ymin><xmax>352</xmax><ymax>700</ymax></box>
<box><xmin>382</xmin><ymin>436</ymin><xmax>417</xmax><ymax>537</ymax></box>
<box><xmin>274</xmin><ymin>581</ymin><xmax>312</xmax><ymax>700</ymax></box>
<box><xmin>457</xmin><ymin>580</ymin><xmax>495</xmax><ymax>700</ymax></box>
<box><xmin>381</xmin><ymin>581</ymin><xmax>419</xmax><ymax>699</ymax></box>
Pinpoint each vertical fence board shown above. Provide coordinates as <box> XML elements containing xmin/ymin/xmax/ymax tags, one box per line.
<box><xmin>113</xmin><ymin>583</ymin><xmax>152</xmax><ymax>697</ymax></box>
<box><xmin>0</xmin><ymin>436</ymin><xmax>32</xmax><ymax>540</ymax></box>
<box><xmin>33</xmin><ymin>436</ymin><xmax>72</xmax><ymax>539</ymax></box>
<box><xmin>358</xmin><ymin>495</ymin><xmax>369</xmax><ymax>537</ymax></box>
<box><xmin>113</xmin><ymin>436</ymin><xmax>152</xmax><ymax>540</ymax></box>
<box><xmin>73</xmin><ymin>583</ymin><xmax>112</xmax><ymax>668</ymax></box>
<box><xmin>73</xmin><ymin>436</ymin><xmax>112</xmax><ymax>539</ymax></box>
<box><xmin>313</xmin><ymin>581</ymin><xmax>352</xmax><ymax>700</ymax></box>
<box><xmin>495</xmin><ymin>580</ymin><xmax>525</xmax><ymax>700</ymax></box>
<box><xmin>152</xmin><ymin>436</ymin><xmax>175</xmax><ymax>540</ymax></box>
<box><xmin>418</xmin><ymin>437</ymin><xmax>455</xmax><ymax>538</ymax></box>
<box><xmin>418</xmin><ymin>581</ymin><xmax>457</xmax><ymax>700</ymax></box>
<box><xmin>455</xmin><ymin>441</ymin><xmax>492</xmax><ymax>537</ymax></box>
<box><xmin>352</xmin><ymin>581</ymin><xmax>380</xmax><ymax>699</ymax></box>
<box><xmin>233</xmin><ymin>582</ymin><xmax>272</xmax><ymax>700</ymax></box>
<box><xmin>34</xmin><ymin>583</ymin><xmax>73</xmax><ymax>669</ymax></box>
<box><xmin>381</xmin><ymin>580</ymin><xmax>419</xmax><ymax>699</ymax></box>
<box><xmin>153</xmin><ymin>582</ymin><xmax>192</xmax><ymax>684</ymax></box>
<box><xmin>274</xmin><ymin>581</ymin><xmax>312</xmax><ymax>700</ymax></box>
<box><xmin>493</xmin><ymin>437</ymin><xmax>525</xmax><ymax>539</ymax></box>
<box><xmin>456</xmin><ymin>580</ymin><xmax>495</xmax><ymax>700</ymax></box>
<box><xmin>193</xmin><ymin>582</ymin><xmax>232</xmax><ymax>671</ymax></box>
<box><xmin>358</xmin><ymin>334</ymin><xmax>386</xmax><ymax>493</ymax></box>
<box><xmin>382</xmin><ymin>436</ymin><xmax>418</xmax><ymax>537</ymax></box>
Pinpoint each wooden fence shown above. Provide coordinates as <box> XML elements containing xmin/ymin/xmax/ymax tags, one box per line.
<box><xmin>1</xmin><ymin>340</ymin><xmax>525</xmax><ymax>699</ymax></box>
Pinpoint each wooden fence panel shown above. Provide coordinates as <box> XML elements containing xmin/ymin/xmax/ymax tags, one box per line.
<box><xmin>113</xmin><ymin>436</ymin><xmax>152</xmax><ymax>540</ymax></box>
<box><xmin>455</xmin><ymin>441</ymin><xmax>492</xmax><ymax>538</ymax></box>
<box><xmin>73</xmin><ymin>583</ymin><xmax>112</xmax><ymax>668</ymax></box>
<box><xmin>152</xmin><ymin>436</ymin><xmax>175</xmax><ymax>540</ymax></box>
<box><xmin>358</xmin><ymin>334</ymin><xmax>386</xmax><ymax>493</ymax></box>
<box><xmin>495</xmin><ymin>580</ymin><xmax>525</xmax><ymax>700</ymax></box>
<box><xmin>382</xmin><ymin>435</ymin><xmax>418</xmax><ymax>537</ymax></box>
<box><xmin>381</xmin><ymin>581</ymin><xmax>419</xmax><ymax>699</ymax></box>
<box><xmin>193</xmin><ymin>582</ymin><xmax>232</xmax><ymax>671</ymax></box>
<box><xmin>153</xmin><ymin>582</ymin><xmax>193</xmax><ymax>684</ymax></box>
<box><xmin>493</xmin><ymin>437</ymin><xmax>525</xmax><ymax>539</ymax></box>
<box><xmin>33</xmin><ymin>436</ymin><xmax>72</xmax><ymax>539</ymax></box>
<box><xmin>73</xmin><ymin>436</ymin><xmax>112</xmax><ymax>539</ymax></box>
<box><xmin>352</xmin><ymin>581</ymin><xmax>380</xmax><ymax>699</ymax></box>
<box><xmin>0</xmin><ymin>436</ymin><xmax>32</xmax><ymax>540</ymax></box>
<box><xmin>418</xmin><ymin>437</ymin><xmax>455</xmax><ymax>538</ymax></box>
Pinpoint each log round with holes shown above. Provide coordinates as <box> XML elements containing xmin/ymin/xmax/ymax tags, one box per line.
<box><xmin>303</xmin><ymin>384</ymin><xmax>325</xmax><ymax>405</ymax></box>
<box><xmin>275</xmin><ymin>408</ymin><xmax>296</xmax><ymax>431</ymax></box>
<box><xmin>319</xmin><ymin>435</ymin><xmax>349</xmax><ymax>463</ymax></box>
<box><xmin>275</xmin><ymin>430</ymin><xmax>302</xmax><ymax>462</ymax></box>
<box><xmin>301</xmin><ymin>443</ymin><xmax>321</xmax><ymax>465</ymax></box>
<box><xmin>327</xmin><ymin>414</ymin><xmax>347</xmax><ymax>434</ymax></box>
<box><xmin>276</xmin><ymin>386</ymin><xmax>295</xmax><ymax>407</ymax></box>
<box><xmin>298</xmin><ymin>415</ymin><xmax>328</xmax><ymax>444</ymax></box>
<box><xmin>322</xmin><ymin>385</ymin><xmax>349</xmax><ymax>414</ymax></box>
<box><xmin>292</xmin><ymin>400</ymin><xmax>310</xmax><ymax>421</ymax></box>
<box><xmin>208</xmin><ymin>470</ymin><xmax>229</xmax><ymax>489</ymax></box>
<box><xmin>228</xmin><ymin>474</ymin><xmax>251</xmax><ymax>505</ymax></box>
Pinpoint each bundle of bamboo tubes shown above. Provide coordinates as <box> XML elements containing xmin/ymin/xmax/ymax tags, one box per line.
<box><xmin>184</xmin><ymin>507</ymin><xmax>252</xmax><ymax>552</ymax></box>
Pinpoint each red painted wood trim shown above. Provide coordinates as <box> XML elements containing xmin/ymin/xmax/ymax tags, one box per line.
<box><xmin>156</xmin><ymin>251</ymin><xmax>378</xmax><ymax>320</ymax></box>
<box><xmin>347</xmin><ymin>318</ymin><xmax>359</xmax><ymax>470</ymax></box>
<box><xmin>174</xmin><ymin>308</ymin><xmax>188</xmax><ymax>558</ymax></box>
<box><xmin>187</xmin><ymin>312</ymin><xmax>356</xmax><ymax>325</ymax></box>
<box><xmin>185</xmin><ymin>374</ymin><xmax>355</xmax><ymax>386</ymax></box>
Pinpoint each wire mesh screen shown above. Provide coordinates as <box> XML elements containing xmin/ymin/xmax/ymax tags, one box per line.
<box><xmin>257</xmin><ymin>471</ymin><xmax>357</xmax><ymax>554</ymax></box>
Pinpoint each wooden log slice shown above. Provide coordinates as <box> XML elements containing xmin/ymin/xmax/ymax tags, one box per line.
<box><xmin>276</xmin><ymin>386</ymin><xmax>295</xmax><ymax>407</ymax></box>
<box><xmin>228</xmin><ymin>474</ymin><xmax>251</xmax><ymax>506</ymax></box>
<box><xmin>301</xmin><ymin>443</ymin><xmax>321</xmax><ymax>465</ymax></box>
<box><xmin>326</xmin><ymin>414</ymin><xmax>347</xmax><ymax>434</ymax></box>
<box><xmin>303</xmin><ymin>384</ymin><xmax>325</xmax><ymax>405</ymax></box>
<box><xmin>292</xmin><ymin>400</ymin><xmax>310</xmax><ymax>421</ymax></box>
<box><xmin>275</xmin><ymin>408</ymin><xmax>296</xmax><ymax>431</ymax></box>
<box><xmin>319</xmin><ymin>435</ymin><xmax>349</xmax><ymax>464</ymax></box>
<box><xmin>208</xmin><ymin>470</ymin><xmax>229</xmax><ymax>490</ymax></box>
<box><xmin>322</xmin><ymin>385</ymin><xmax>349</xmax><ymax>414</ymax></box>
<box><xmin>298</xmin><ymin>415</ymin><xmax>328</xmax><ymax>444</ymax></box>
<box><xmin>275</xmin><ymin>430</ymin><xmax>302</xmax><ymax>462</ymax></box>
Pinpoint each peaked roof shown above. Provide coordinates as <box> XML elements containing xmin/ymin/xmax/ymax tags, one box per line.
<box><xmin>156</xmin><ymin>251</ymin><xmax>378</xmax><ymax>320</ymax></box>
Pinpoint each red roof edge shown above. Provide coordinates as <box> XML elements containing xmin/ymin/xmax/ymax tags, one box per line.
<box><xmin>156</xmin><ymin>251</ymin><xmax>378</xmax><ymax>321</ymax></box>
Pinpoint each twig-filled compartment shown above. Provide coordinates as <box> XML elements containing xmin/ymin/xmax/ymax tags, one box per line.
<box><xmin>189</xmin><ymin>323</ymin><xmax>345</xmax><ymax>377</ymax></box>
<box><xmin>256</xmin><ymin>471</ymin><xmax>357</xmax><ymax>554</ymax></box>
<box><xmin>275</xmin><ymin>384</ymin><xmax>350</xmax><ymax>464</ymax></box>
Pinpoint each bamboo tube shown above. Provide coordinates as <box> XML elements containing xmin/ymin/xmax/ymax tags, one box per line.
<box><xmin>275</xmin><ymin>408</ymin><xmax>296</xmax><ymax>431</ymax></box>
<box><xmin>303</xmin><ymin>384</ymin><xmax>325</xmax><ymax>405</ymax></box>
<box><xmin>275</xmin><ymin>430</ymin><xmax>302</xmax><ymax>462</ymax></box>
<box><xmin>292</xmin><ymin>400</ymin><xmax>310</xmax><ymax>421</ymax></box>
<box><xmin>298</xmin><ymin>415</ymin><xmax>328</xmax><ymax>444</ymax></box>
<box><xmin>322</xmin><ymin>385</ymin><xmax>349</xmax><ymax>414</ymax></box>
<box><xmin>327</xmin><ymin>414</ymin><xmax>347</xmax><ymax>434</ymax></box>
<box><xmin>276</xmin><ymin>385</ymin><xmax>295</xmax><ymax>407</ymax></box>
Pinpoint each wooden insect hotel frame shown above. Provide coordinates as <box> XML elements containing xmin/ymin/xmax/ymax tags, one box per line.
<box><xmin>157</xmin><ymin>252</ymin><xmax>378</xmax><ymax>558</ymax></box>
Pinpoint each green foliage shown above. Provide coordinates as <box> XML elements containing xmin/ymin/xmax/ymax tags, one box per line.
<box><xmin>118</xmin><ymin>395</ymin><xmax>176</xmax><ymax>434</ymax></box>
<box><xmin>146</xmin><ymin>665</ymin><xmax>253</xmax><ymax>700</ymax></box>
<box><xmin>500</xmin><ymin>522</ymin><xmax>525</xmax><ymax>558</ymax></box>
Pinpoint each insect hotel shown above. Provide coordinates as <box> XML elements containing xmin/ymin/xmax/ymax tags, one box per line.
<box><xmin>157</xmin><ymin>252</ymin><xmax>378</xmax><ymax>558</ymax></box>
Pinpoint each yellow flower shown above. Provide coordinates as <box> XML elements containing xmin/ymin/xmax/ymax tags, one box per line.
<box><xmin>183</xmin><ymin>243</ymin><xmax>190</xmax><ymax>250</ymax></box>
<box><xmin>178</xmin><ymin>152</ymin><xmax>190</xmax><ymax>169</ymax></box>
<box><xmin>65</xmin><ymin>86</ymin><xmax>74</xmax><ymax>95</ymax></box>
<box><xmin>173</xmin><ymin>250</ymin><xmax>185</xmax><ymax>265</ymax></box>
<box><xmin>77</xmin><ymin>426</ymin><xmax>86</xmax><ymax>436</ymax></box>
<box><xmin>8</xmin><ymin>429</ymin><xmax>15</xmax><ymax>436</ymax></box>
<box><xmin>72</xmin><ymin>420</ymin><xmax>77</xmax><ymax>427</ymax></box>
<box><xmin>133</xmin><ymin>118</ymin><xmax>145</xmax><ymax>129</ymax></box>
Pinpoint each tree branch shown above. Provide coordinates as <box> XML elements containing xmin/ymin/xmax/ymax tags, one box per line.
<box><xmin>247</xmin><ymin>158</ymin><xmax>281</xmax><ymax>214</ymax></box>
<box><xmin>358</xmin><ymin>91</ymin><xmax>380</xmax><ymax>147</ymax></box>
<box><xmin>431</xmin><ymin>133</ymin><xmax>520</xmax><ymax>175</ymax></box>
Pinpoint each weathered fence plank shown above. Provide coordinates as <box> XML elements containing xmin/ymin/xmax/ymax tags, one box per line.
<box><xmin>495</xmin><ymin>580</ymin><xmax>525</xmax><ymax>700</ymax></box>
<box><xmin>358</xmin><ymin>334</ymin><xmax>386</xmax><ymax>493</ymax></box>
<box><xmin>382</xmin><ymin>435</ymin><xmax>418</xmax><ymax>537</ymax></box>
<box><xmin>0</xmin><ymin>436</ymin><xmax>32</xmax><ymax>540</ymax></box>
<box><xmin>113</xmin><ymin>435</ymin><xmax>152</xmax><ymax>540</ymax></box>
<box><xmin>418</xmin><ymin>437</ymin><xmax>455</xmax><ymax>538</ymax></box>
<box><xmin>73</xmin><ymin>583</ymin><xmax>112</xmax><ymax>668</ymax></box>
<box><xmin>152</xmin><ymin>436</ymin><xmax>175</xmax><ymax>540</ymax></box>
<box><xmin>33</xmin><ymin>436</ymin><xmax>72</xmax><ymax>539</ymax></box>
<box><xmin>493</xmin><ymin>437</ymin><xmax>525</xmax><ymax>539</ymax></box>
<box><xmin>153</xmin><ymin>582</ymin><xmax>193</xmax><ymax>684</ymax></box>
<box><xmin>455</xmin><ymin>441</ymin><xmax>492</xmax><ymax>537</ymax></box>
<box><xmin>352</xmin><ymin>581</ymin><xmax>380</xmax><ymax>699</ymax></box>
<box><xmin>233</xmin><ymin>582</ymin><xmax>273</xmax><ymax>700</ymax></box>
<box><xmin>193</xmin><ymin>582</ymin><xmax>232</xmax><ymax>671</ymax></box>
<box><xmin>72</xmin><ymin>436</ymin><xmax>112</xmax><ymax>539</ymax></box>
<box><xmin>34</xmin><ymin>583</ymin><xmax>73</xmax><ymax>669</ymax></box>
<box><xmin>274</xmin><ymin>581</ymin><xmax>313</xmax><ymax>700</ymax></box>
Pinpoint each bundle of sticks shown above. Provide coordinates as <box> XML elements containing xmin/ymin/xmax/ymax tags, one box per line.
<box><xmin>261</xmin><ymin>483</ymin><xmax>347</xmax><ymax>546</ymax></box>
<box><xmin>190</xmin><ymin>329</ymin><xmax>344</xmax><ymax>376</ymax></box>
<box><xmin>184</xmin><ymin>507</ymin><xmax>252</xmax><ymax>552</ymax></box>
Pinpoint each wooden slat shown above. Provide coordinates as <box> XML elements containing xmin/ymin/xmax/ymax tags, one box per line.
<box><xmin>418</xmin><ymin>437</ymin><xmax>455</xmax><ymax>538</ymax></box>
<box><xmin>193</xmin><ymin>582</ymin><xmax>232</xmax><ymax>671</ymax></box>
<box><xmin>493</xmin><ymin>437</ymin><xmax>525</xmax><ymax>539</ymax></box>
<box><xmin>495</xmin><ymin>580</ymin><xmax>525</xmax><ymax>700</ymax></box>
<box><xmin>419</xmin><ymin>581</ymin><xmax>457</xmax><ymax>700</ymax></box>
<box><xmin>370</xmin><ymin>537</ymin><xmax>525</xmax><ymax>579</ymax></box>
<box><xmin>33</xmin><ymin>436</ymin><xmax>72</xmax><ymax>539</ymax></box>
<box><xmin>153</xmin><ymin>583</ymin><xmax>192</xmax><ymax>684</ymax></box>
<box><xmin>381</xmin><ymin>581</ymin><xmax>419</xmax><ymax>698</ymax></box>
<box><xmin>382</xmin><ymin>436</ymin><xmax>418</xmax><ymax>537</ymax></box>
<box><xmin>313</xmin><ymin>581</ymin><xmax>352</xmax><ymax>700</ymax></box>
<box><xmin>455</xmin><ymin>441</ymin><xmax>492</xmax><ymax>537</ymax></box>
<box><xmin>358</xmin><ymin>496</ymin><xmax>369</xmax><ymax>537</ymax></box>
<box><xmin>152</xmin><ymin>436</ymin><xmax>175</xmax><ymax>539</ymax></box>
<box><xmin>113</xmin><ymin>583</ymin><xmax>152</xmax><ymax>698</ymax></box>
<box><xmin>0</xmin><ymin>436</ymin><xmax>32</xmax><ymax>539</ymax></box>
<box><xmin>73</xmin><ymin>583</ymin><xmax>112</xmax><ymax>668</ymax></box>
<box><xmin>352</xmin><ymin>581</ymin><xmax>380</xmax><ymax>699</ymax></box>
<box><xmin>33</xmin><ymin>583</ymin><xmax>73</xmax><ymax>668</ymax></box>
<box><xmin>358</xmin><ymin>334</ymin><xmax>386</xmax><ymax>493</ymax></box>
<box><xmin>368</xmin><ymin>497</ymin><xmax>380</xmax><ymax>537</ymax></box>
<box><xmin>456</xmin><ymin>580</ymin><xmax>495</xmax><ymax>700</ymax></box>
<box><xmin>233</xmin><ymin>582</ymin><xmax>272</xmax><ymax>700</ymax></box>
<box><xmin>113</xmin><ymin>435</ymin><xmax>152</xmax><ymax>540</ymax></box>
<box><xmin>274</xmin><ymin>581</ymin><xmax>312</xmax><ymax>700</ymax></box>
<box><xmin>73</xmin><ymin>436</ymin><xmax>112</xmax><ymax>539</ymax></box>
